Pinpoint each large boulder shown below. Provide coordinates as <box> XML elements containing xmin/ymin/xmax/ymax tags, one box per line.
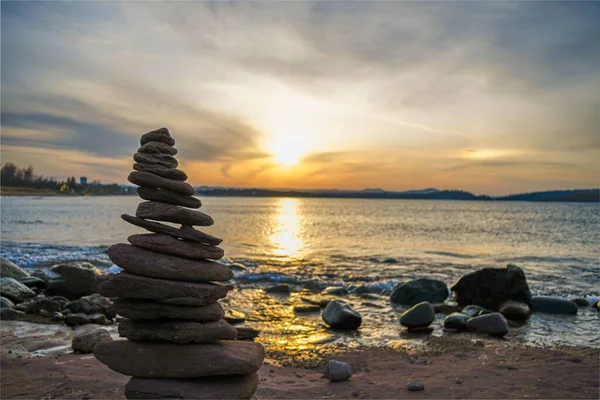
<box><xmin>322</xmin><ymin>300</ymin><xmax>362</xmax><ymax>330</ymax></box>
<box><xmin>530</xmin><ymin>296</ymin><xmax>577</xmax><ymax>315</ymax></box>
<box><xmin>466</xmin><ymin>313</ymin><xmax>509</xmax><ymax>337</ymax></box>
<box><xmin>451</xmin><ymin>265</ymin><xmax>531</xmax><ymax>310</ymax></box>
<box><xmin>0</xmin><ymin>258</ymin><xmax>30</xmax><ymax>280</ymax></box>
<box><xmin>72</xmin><ymin>328</ymin><xmax>113</xmax><ymax>353</ymax></box>
<box><xmin>63</xmin><ymin>293</ymin><xmax>116</xmax><ymax>319</ymax></box>
<box><xmin>46</xmin><ymin>262</ymin><xmax>100</xmax><ymax>300</ymax></box>
<box><xmin>0</xmin><ymin>277</ymin><xmax>36</xmax><ymax>303</ymax></box>
<box><xmin>399</xmin><ymin>302</ymin><xmax>435</xmax><ymax>330</ymax></box>
<box><xmin>390</xmin><ymin>278</ymin><xmax>448</xmax><ymax>305</ymax></box>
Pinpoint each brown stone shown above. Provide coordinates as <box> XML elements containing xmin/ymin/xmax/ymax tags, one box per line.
<box><xmin>113</xmin><ymin>299</ymin><xmax>224</xmax><ymax>321</ymax></box>
<box><xmin>140</xmin><ymin>128</ymin><xmax>175</xmax><ymax>146</ymax></box>
<box><xmin>118</xmin><ymin>319</ymin><xmax>237</xmax><ymax>343</ymax></box>
<box><xmin>137</xmin><ymin>187</ymin><xmax>201</xmax><ymax>209</ymax></box>
<box><xmin>136</xmin><ymin>201</ymin><xmax>212</xmax><ymax>226</ymax></box>
<box><xmin>133</xmin><ymin>153</ymin><xmax>178</xmax><ymax>169</ymax></box>
<box><xmin>133</xmin><ymin>163</ymin><xmax>187</xmax><ymax>181</ymax></box>
<box><xmin>128</xmin><ymin>171</ymin><xmax>194</xmax><ymax>196</ymax></box>
<box><xmin>121</xmin><ymin>215</ymin><xmax>222</xmax><ymax>245</ymax></box>
<box><xmin>137</xmin><ymin>142</ymin><xmax>177</xmax><ymax>156</ymax></box>
<box><xmin>94</xmin><ymin>340</ymin><xmax>265</xmax><ymax>378</ymax></box>
<box><xmin>108</xmin><ymin>244</ymin><xmax>232</xmax><ymax>282</ymax></box>
<box><xmin>99</xmin><ymin>272</ymin><xmax>232</xmax><ymax>305</ymax></box>
<box><xmin>124</xmin><ymin>373</ymin><xmax>259</xmax><ymax>399</ymax></box>
<box><xmin>128</xmin><ymin>234</ymin><xmax>224</xmax><ymax>260</ymax></box>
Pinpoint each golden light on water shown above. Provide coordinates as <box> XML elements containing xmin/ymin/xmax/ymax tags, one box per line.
<box><xmin>270</xmin><ymin>198</ymin><xmax>303</xmax><ymax>257</ymax></box>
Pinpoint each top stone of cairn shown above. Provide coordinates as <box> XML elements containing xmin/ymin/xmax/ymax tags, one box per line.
<box><xmin>140</xmin><ymin>127</ymin><xmax>175</xmax><ymax>146</ymax></box>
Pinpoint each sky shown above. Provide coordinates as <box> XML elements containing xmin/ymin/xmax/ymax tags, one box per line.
<box><xmin>1</xmin><ymin>1</ymin><xmax>599</xmax><ymax>195</ymax></box>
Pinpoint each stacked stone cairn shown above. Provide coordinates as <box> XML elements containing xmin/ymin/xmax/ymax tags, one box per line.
<box><xmin>94</xmin><ymin>128</ymin><xmax>264</xmax><ymax>399</ymax></box>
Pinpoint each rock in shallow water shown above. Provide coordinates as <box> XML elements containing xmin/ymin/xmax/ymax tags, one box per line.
<box><xmin>323</xmin><ymin>360</ymin><xmax>352</xmax><ymax>382</ymax></box>
<box><xmin>46</xmin><ymin>262</ymin><xmax>100</xmax><ymax>300</ymax></box>
<box><xmin>72</xmin><ymin>328</ymin><xmax>113</xmax><ymax>353</ymax></box>
<box><xmin>322</xmin><ymin>286</ymin><xmax>348</xmax><ymax>296</ymax></box>
<box><xmin>128</xmin><ymin>233</ymin><xmax>224</xmax><ymax>260</ymax></box>
<box><xmin>108</xmin><ymin>244</ymin><xmax>232</xmax><ymax>282</ymax></box>
<box><xmin>128</xmin><ymin>171</ymin><xmax>193</xmax><ymax>196</ymax></box>
<box><xmin>499</xmin><ymin>300</ymin><xmax>530</xmax><ymax>321</ymax></box>
<box><xmin>530</xmin><ymin>296</ymin><xmax>577</xmax><ymax>315</ymax></box>
<box><xmin>124</xmin><ymin>373</ymin><xmax>259</xmax><ymax>400</ymax></box>
<box><xmin>444</xmin><ymin>312</ymin><xmax>469</xmax><ymax>330</ymax></box>
<box><xmin>121</xmin><ymin>214</ymin><xmax>222</xmax><ymax>245</ymax></box>
<box><xmin>322</xmin><ymin>300</ymin><xmax>362</xmax><ymax>330</ymax></box>
<box><xmin>0</xmin><ymin>258</ymin><xmax>30</xmax><ymax>280</ymax></box>
<box><xmin>400</xmin><ymin>301</ymin><xmax>435</xmax><ymax>330</ymax></box>
<box><xmin>137</xmin><ymin>187</ymin><xmax>201</xmax><ymax>209</ymax></box>
<box><xmin>114</xmin><ymin>298</ymin><xmax>224</xmax><ymax>321</ymax></box>
<box><xmin>569</xmin><ymin>298</ymin><xmax>589</xmax><ymax>307</ymax></box>
<box><xmin>391</xmin><ymin>278</ymin><xmax>448</xmax><ymax>306</ymax></box>
<box><xmin>118</xmin><ymin>319</ymin><xmax>237</xmax><ymax>344</ymax></box>
<box><xmin>94</xmin><ymin>340</ymin><xmax>265</xmax><ymax>378</ymax></box>
<box><xmin>265</xmin><ymin>284</ymin><xmax>291</xmax><ymax>294</ymax></box>
<box><xmin>466</xmin><ymin>312</ymin><xmax>509</xmax><ymax>337</ymax></box>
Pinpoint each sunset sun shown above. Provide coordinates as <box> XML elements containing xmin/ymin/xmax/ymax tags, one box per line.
<box><xmin>268</xmin><ymin>136</ymin><xmax>308</xmax><ymax>167</ymax></box>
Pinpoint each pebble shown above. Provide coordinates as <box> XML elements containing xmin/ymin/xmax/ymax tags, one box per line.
<box><xmin>323</xmin><ymin>360</ymin><xmax>352</xmax><ymax>382</ymax></box>
<box><xmin>406</xmin><ymin>381</ymin><xmax>425</xmax><ymax>391</ymax></box>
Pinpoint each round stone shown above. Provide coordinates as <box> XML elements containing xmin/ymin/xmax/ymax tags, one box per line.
<box><xmin>399</xmin><ymin>301</ymin><xmax>435</xmax><ymax>329</ymax></box>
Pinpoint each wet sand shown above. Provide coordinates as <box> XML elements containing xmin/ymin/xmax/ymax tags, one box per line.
<box><xmin>1</xmin><ymin>336</ymin><xmax>597</xmax><ymax>399</ymax></box>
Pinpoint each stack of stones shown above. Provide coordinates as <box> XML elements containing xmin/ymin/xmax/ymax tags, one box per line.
<box><xmin>93</xmin><ymin>128</ymin><xmax>264</xmax><ymax>399</ymax></box>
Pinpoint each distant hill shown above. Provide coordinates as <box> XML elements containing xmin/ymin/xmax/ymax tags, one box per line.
<box><xmin>496</xmin><ymin>189</ymin><xmax>600</xmax><ymax>203</ymax></box>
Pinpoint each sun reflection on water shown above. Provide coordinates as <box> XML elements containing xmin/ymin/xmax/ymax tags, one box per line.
<box><xmin>270</xmin><ymin>198</ymin><xmax>304</xmax><ymax>258</ymax></box>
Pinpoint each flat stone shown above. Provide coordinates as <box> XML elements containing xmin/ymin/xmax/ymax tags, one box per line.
<box><xmin>125</xmin><ymin>373</ymin><xmax>259</xmax><ymax>399</ymax></box>
<box><xmin>140</xmin><ymin>127</ymin><xmax>175</xmax><ymax>146</ymax></box>
<box><xmin>400</xmin><ymin>301</ymin><xmax>435</xmax><ymax>330</ymax></box>
<box><xmin>531</xmin><ymin>296</ymin><xmax>577</xmax><ymax>315</ymax></box>
<box><xmin>128</xmin><ymin>234</ymin><xmax>224</xmax><ymax>260</ymax></box>
<box><xmin>114</xmin><ymin>299</ymin><xmax>224</xmax><ymax>321</ymax></box>
<box><xmin>133</xmin><ymin>163</ymin><xmax>187</xmax><ymax>181</ymax></box>
<box><xmin>99</xmin><ymin>272</ymin><xmax>232</xmax><ymax>305</ymax></box>
<box><xmin>94</xmin><ymin>340</ymin><xmax>265</xmax><ymax>378</ymax></box>
<box><xmin>108</xmin><ymin>244</ymin><xmax>232</xmax><ymax>282</ymax></box>
<box><xmin>119</xmin><ymin>319</ymin><xmax>237</xmax><ymax>344</ymax></box>
<box><xmin>157</xmin><ymin>297</ymin><xmax>216</xmax><ymax>306</ymax></box>
<box><xmin>133</xmin><ymin>153</ymin><xmax>178</xmax><ymax>169</ymax></box>
<box><xmin>499</xmin><ymin>300</ymin><xmax>531</xmax><ymax>321</ymax></box>
<box><xmin>136</xmin><ymin>201</ymin><xmax>213</xmax><ymax>226</ymax></box>
<box><xmin>265</xmin><ymin>284</ymin><xmax>291</xmax><ymax>294</ymax></box>
<box><xmin>137</xmin><ymin>142</ymin><xmax>177</xmax><ymax>156</ymax></box>
<box><xmin>128</xmin><ymin>171</ymin><xmax>193</xmax><ymax>196</ymax></box>
<box><xmin>121</xmin><ymin>214</ymin><xmax>222</xmax><ymax>245</ymax></box>
<box><xmin>138</xmin><ymin>187</ymin><xmax>201</xmax><ymax>208</ymax></box>
<box><xmin>466</xmin><ymin>312</ymin><xmax>509</xmax><ymax>337</ymax></box>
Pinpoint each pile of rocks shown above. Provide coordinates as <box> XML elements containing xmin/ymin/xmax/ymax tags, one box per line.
<box><xmin>94</xmin><ymin>128</ymin><xmax>264</xmax><ymax>399</ymax></box>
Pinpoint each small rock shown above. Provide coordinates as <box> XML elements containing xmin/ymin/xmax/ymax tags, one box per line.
<box><xmin>530</xmin><ymin>296</ymin><xmax>577</xmax><ymax>315</ymax></box>
<box><xmin>301</xmin><ymin>297</ymin><xmax>331</xmax><ymax>308</ymax></box>
<box><xmin>466</xmin><ymin>312</ymin><xmax>509</xmax><ymax>337</ymax></box>
<box><xmin>432</xmin><ymin>302</ymin><xmax>461</xmax><ymax>314</ymax></box>
<box><xmin>461</xmin><ymin>305</ymin><xmax>492</xmax><ymax>318</ymax></box>
<box><xmin>265</xmin><ymin>284</ymin><xmax>291</xmax><ymax>294</ymax></box>
<box><xmin>0</xmin><ymin>296</ymin><xmax>15</xmax><ymax>309</ymax></box>
<box><xmin>569</xmin><ymin>298</ymin><xmax>589</xmax><ymax>307</ymax></box>
<box><xmin>0</xmin><ymin>258</ymin><xmax>31</xmax><ymax>280</ymax></box>
<box><xmin>63</xmin><ymin>293</ymin><xmax>116</xmax><ymax>319</ymax></box>
<box><xmin>0</xmin><ymin>308</ymin><xmax>25</xmax><ymax>320</ymax></box>
<box><xmin>18</xmin><ymin>277</ymin><xmax>46</xmax><ymax>290</ymax></box>
<box><xmin>322</xmin><ymin>300</ymin><xmax>362</xmax><ymax>330</ymax></box>
<box><xmin>323</xmin><ymin>360</ymin><xmax>352</xmax><ymax>382</ymax></box>
<box><xmin>25</xmin><ymin>295</ymin><xmax>68</xmax><ymax>315</ymax></box>
<box><xmin>322</xmin><ymin>286</ymin><xmax>348</xmax><ymax>296</ymax></box>
<box><xmin>294</xmin><ymin>305</ymin><xmax>321</xmax><ymax>313</ymax></box>
<box><xmin>72</xmin><ymin>328</ymin><xmax>113</xmax><ymax>353</ymax></box>
<box><xmin>400</xmin><ymin>302</ymin><xmax>435</xmax><ymax>330</ymax></box>
<box><xmin>64</xmin><ymin>312</ymin><xmax>111</xmax><ymax>326</ymax></box>
<box><xmin>444</xmin><ymin>312</ymin><xmax>469</xmax><ymax>330</ymax></box>
<box><xmin>51</xmin><ymin>311</ymin><xmax>64</xmax><ymax>321</ymax></box>
<box><xmin>0</xmin><ymin>277</ymin><xmax>36</xmax><ymax>303</ymax></box>
<box><xmin>350</xmin><ymin>285</ymin><xmax>370</xmax><ymax>295</ymax></box>
<box><xmin>391</xmin><ymin>278</ymin><xmax>448</xmax><ymax>306</ymax></box>
<box><xmin>406</xmin><ymin>381</ymin><xmax>425</xmax><ymax>391</ymax></box>
<box><xmin>223</xmin><ymin>309</ymin><xmax>246</xmax><ymax>325</ymax></box>
<box><xmin>499</xmin><ymin>300</ymin><xmax>530</xmax><ymax>321</ymax></box>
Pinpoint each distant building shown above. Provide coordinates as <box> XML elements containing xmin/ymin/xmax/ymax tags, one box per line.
<box><xmin>80</xmin><ymin>176</ymin><xmax>88</xmax><ymax>185</ymax></box>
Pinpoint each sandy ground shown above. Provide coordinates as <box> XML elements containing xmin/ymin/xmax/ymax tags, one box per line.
<box><xmin>1</xmin><ymin>336</ymin><xmax>598</xmax><ymax>399</ymax></box>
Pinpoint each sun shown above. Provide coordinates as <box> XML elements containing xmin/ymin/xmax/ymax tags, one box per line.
<box><xmin>269</xmin><ymin>136</ymin><xmax>307</xmax><ymax>167</ymax></box>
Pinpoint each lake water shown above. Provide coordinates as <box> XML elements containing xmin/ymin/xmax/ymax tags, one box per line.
<box><xmin>1</xmin><ymin>196</ymin><xmax>599</xmax><ymax>352</ymax></box>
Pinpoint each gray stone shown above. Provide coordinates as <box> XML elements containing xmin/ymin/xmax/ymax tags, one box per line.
<box><xmin>46</xmin><ymin>262</ymin><xmax>100</xmax><ymax>300</ymax></box>
<box><xmin>128</xmin><ymin>171</ymin><xmax>193</xmax><ymax>196</ymax></box>
<box><xmin>136</xmin><ymin>201</ymin><xmax>213</xmax><ymax>226</ymax></box>
<box><xmin>322</xmin><ymin>286</ymin><xmax>348</xmax><ymax>296</ymax></box>
<box><xmin>138</xmin><ymin>187</ymin><xmax>201</xmax><ymax>209</ymax></box>
<box><xmin>108</xmin><ymin>244</ymin><xmax>232</xmax><ymax>282</ymax></box>
<box><xmin>569</xmin><ymin>298</ymin><xmax>589</xmax><ymax>307</ymax></box>
<box><xmin>0</xmin><ymin>296</ymin><xmax>14</xmax><ymax>309</ymax></box>
<box><xmin>499</xmin><ymin>300</ymin><xmax>530</xmax><ymax>321</ymax></box>
<box><xmin>466</xmin><ymin>312</ymin><xmax>509</xmax><ymax>337</ymax></box>
<box><xmin>322</xmin><ymin>300</ymin><xmax>362</xmax><ymax>330</ymax></box>
<box><xmin>99</xmin><ymin>272</ymin><xmax>232</xmax><ymax>305</ymax></box>
<box><xmin>128</xmin><ymin>234</ymin><xmax>224</xmax><ymax>260</ymax></box>
<box><xmin>72</xmin><ymin>328</ymin><xmax>113</xmax><ymax>353</ymax></box>
<box><xmin>133</xmin><ymin>163</ymin><xmax>187</xmax><ymax>181</ymax></box>
<box><xmin>0</xmin><ymin>258</ymin><xmax>30</xmax><ymax>280</ymax></box>
<box><xmin>0</xmin><ymin>308</ymin><xmax>26</xmax><ymax>320</ymax></box>
<box><xmin>461</xmin><ymin>305</ymin><xmax>492</xmax><ymax>318</ymax></box>
<box><xmin>125</xmin><ymin>373</ymin><xmax>259</xmax><ymax>400</ymax></box>
<box><xmin>444</xmin><ymin>312</ymin><xmax>469</xmax><ymax>330</ymax></box>
<box><xmin>140</xmin><ymin>127</ymin><xmax>175</xmax><ymax>146</ymax></box>
<box><xmin>137</xmin><ymin>141</ymin><xmax>177</xmax><ymax>155</ymax></box>
<box><xmin>294</xmin><ymin>305</ymin><xmax>321</xmax><ymax>313</ymax></box>
<box><xmin>119</xmin><ymin>319</ymin><xmax>237</xmax><ymax>344</ymax></box>
<box><xmin>24</xmin><ymin>295</ymin><xmax>67</xmax><ymax>315</ymax></box>
<box><xmin>94</xmin><ymin>340</ymin><xmax>265</xmax><ymax>378</ymax></box>
<box><xmin>0</xmin><ymin>277</ymin><xmax>36</xmax><ymax>303</ymax></box>
<box><xmin>63</xmin><ymin>293</ymin><xmax>116</xmax><ymax>319</ymax></box>
<box><xmin>121</xmin><ymin>214</ymin><xmax>222</xmax><ymax>245</ymax></box>
<box><xmin>323</xmin><ymin>360</ymin><xmax>352</xmax><ymax>382</ymax></box>
<box><xmin>530</xmin><ymin>296</ymin><xmax>577</xmax><ymax>315</ymax></box>
<box><xmin>133</xmin><ymin>153</ymin><xmax>178</xmax><ymax>169</ymax></box>
<box><xmin>114</xmin><ymin>299</ymin><xmax>224</xmax><ymax>321</ymax></box>
<box><xmin>19</xmin><ymin>277</ymin><xmax>46</xmax><ymax>290</ymax></box>
<box><xmin>265</xmin><ymin>284</ymin><xmax>291</xmax><ymax>294</ymax></box>
<box><xmin>451</xmin><ymin>264</ymin><xmax>531</xmax><ymax>310</ymax></box>
<box><xmin>236</xmin><ymin>326</ymin><xmax>261</xmax><ymax>341</ymax></box>
<box><xmin>432</xmin><ymin>302</ymin><xmax>462</xmax><ymax>314</ymax></box>
<box><xmin>400</xmin><ymin>301</ymin><xmax>435</xmax><ymax>330</ymax></box>
<box><xmin>391</xmin><ymin>278</ymin><xmax>449</xmax><ymax>306</ymax></box>
<box><xmin>65</xmin><ymin>312</ymin><xmax>112</xmax><ymax>326</ymax></box>
<box><xmin>407</xmin><ymin>381</ymin><xmax>425</xmax><ymax>391</ymax></box>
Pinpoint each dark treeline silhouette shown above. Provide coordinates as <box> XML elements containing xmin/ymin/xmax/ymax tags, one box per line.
<box><xmin>1</xmin><ymin>162</ymin><xmax>129</xmax><ymax>195</ymax></box>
